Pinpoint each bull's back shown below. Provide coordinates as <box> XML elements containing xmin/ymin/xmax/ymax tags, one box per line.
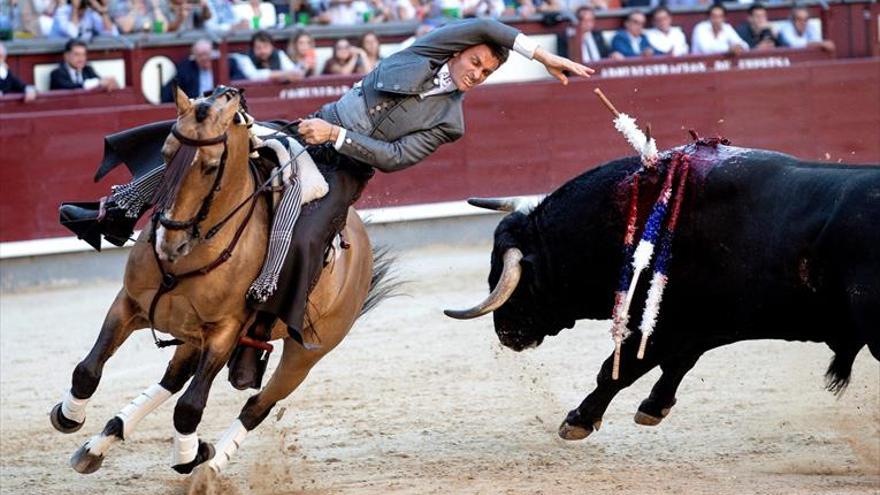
<box><xmin>666</xmin><ymin>148</ymin><xmax>880</xmax><ymax>341</ymax></box>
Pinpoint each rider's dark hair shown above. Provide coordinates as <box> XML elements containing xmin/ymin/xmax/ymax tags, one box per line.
<box><xmin>486</xmin><ymin>42</ymin><xmax>509</xmax><ymax>66</ymax></box>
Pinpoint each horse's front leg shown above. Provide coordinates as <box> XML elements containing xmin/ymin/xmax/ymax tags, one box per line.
<box><xmin>68</xmin><ymin>343</ymin><xmax>201</xmax><ymax>474</ymax></box>
<box><xmin>51</xmin><ymin>289</ymin><xmax>145</xmax><ymax>434</ymax></box>
<box><xmin>558</xmin><ymin>340</ymin><xmax>660</xmax><ymax>440</ymax></box>
<box><xmin>170</xmin><ymin>319</ymin><xmax>241</xmax><ymax>474</ymax></box>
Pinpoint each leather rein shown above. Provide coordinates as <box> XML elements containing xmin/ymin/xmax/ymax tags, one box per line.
<box><xmin>147</xmin><ymin>124</ymin><xmax>260</xmax><ymax>348</ymax></box>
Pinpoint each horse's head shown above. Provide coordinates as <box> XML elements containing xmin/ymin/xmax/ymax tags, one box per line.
<box><xmin>154</xmin><ymin>85</ymin><xmax>244</xmax><ymax>262</ymax></box>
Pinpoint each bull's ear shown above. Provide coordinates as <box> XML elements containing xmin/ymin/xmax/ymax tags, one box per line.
<box><xmin>173</xmin><ymin>82</ymin><xmax>192</xmax><ymax>116</ymax></box>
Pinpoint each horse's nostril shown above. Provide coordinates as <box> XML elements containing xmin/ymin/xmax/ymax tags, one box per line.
<box><xmin>175</xmin><ymin>242</ymin><xmax>189</xmax><ymax>255</ymax></box>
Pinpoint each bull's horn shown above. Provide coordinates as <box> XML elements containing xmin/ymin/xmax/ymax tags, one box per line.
<box><xmin>444</xmin><ymin>248</ymin><xmax>523</xmax><ymax>320</ymax></box>
<box><xmin>468</xmin><ymin>197</ymin><xmax>520</xmax><ymax>212</ymax></box>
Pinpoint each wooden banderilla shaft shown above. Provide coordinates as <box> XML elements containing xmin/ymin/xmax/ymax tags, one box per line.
<box><xmin>593</xmin><ymin>88</ymin><xmax>621</xmax><ymax>117</ymax></box>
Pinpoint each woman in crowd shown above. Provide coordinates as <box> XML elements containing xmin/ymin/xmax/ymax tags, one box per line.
<box><xmin>357</xmin><ymin>31</ymin><xmax>382</xmax><ymax>73</ymax></box>
<box><xmin>321</xmin><ymin>37</ymin><xmax>363</xmax><ymax>75</ymax></box>
<box><xmin>287</xmin><ymin>30</ymin><xmax>317</xmax><ymax>77</ymax></box>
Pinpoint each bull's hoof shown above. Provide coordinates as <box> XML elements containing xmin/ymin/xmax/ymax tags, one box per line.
<box><xmin>558</xmin><ymin>416</ymin><xmax>602</xmax><ymax>441</ymax></box>
<box><xmin>172</xmin><ymin>441</ymin><xmax>215</xmax><ymax>475</ymax></box>
<box><xmin>633</xmin><ymin>410</ymin><xmax>664</xmax><ymax>426</ymax></box>
<box><xmin>50</xmin><ymin>402</ymin><xmax>84</xmax><ymax>434</ymax></box>
<box><xmin>635</xmin><ymin>397</ymin><xmax>676</xmax><ymax>426</ymax></box>
<box><xmin>70</xmin><ymin>443</ymin><xmax>104</xmax><ymax>474</ymax></box>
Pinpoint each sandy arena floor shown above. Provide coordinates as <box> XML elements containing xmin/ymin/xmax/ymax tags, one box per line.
<box><xmin>1</xmin><ymin>244</ymin><xmax>878</xmax><ymax>495</ymax></box>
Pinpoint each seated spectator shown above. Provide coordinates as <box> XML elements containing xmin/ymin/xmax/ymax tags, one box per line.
<box><xmin>778</xmin><ymin>5</ymin><xmax>835</xmax><ymax>51</ymax></box>
<box><xmin>13</xmin><ymin>0</ymin><xmax>58</xmax><ymax>37</ymax></box>
<box><xmin>232</xmin><ymin>0</ymin><xmax>275</xmax><ymax>29</ymax></box>
<box><xmin>111</xmin><ymin>0</ymin><xmax>166</xmax><ymax>34</ymax></box>
<box><xmin>515</xmin><ymin>0</ymin><xmax>562</xmax><ymax>17</ymax></box>
<box><xmin>163</xmin><ymin>0</ymin><xmax>212</xmax><ymax>32</ymax></box>
<box><xmin>646</xmin><ymin>6</ymin><xmax>688</xmax><ymax>56</ymax></box>
<box><xmin>462</xmin><ymin>0</ymin><xmax>505</xmax><ymax>18</ymax></box>
<box><xmin>229</xmin><ymin>30</ymin><xmax>303</xmax><ymax>82</ymax></box>
<box><xmin>393</xmin><ymin>0</ymin><xmax>429</xmax><ymax>21</ymax></box>
<box><xmin>357</xmin><ymin>31</ymin><xmax>382</xmax><ymax>73</ymax></box>
<box><xmin>736</xmin><ymin>3</ymin><xmax>783</xmax><ymax>50</ymax></box>
<box><xmin>49</xmin><ymin>0</ymin><xmax>118</xmax><ymax>39</ymax></box>
<box><xmin>0</xmin><ymin>41</ymin><xmax>36</xmax><ymax>101</ymax></box>
<box><xmin>691</xmin><ymin>3</ymin><xmax>748</xmax><ymax>55</ymax></box>
<box><xmin>611</xmin><ymin>11</ymin><xmax>657</xmax><ymax>58</ymax></box>
<box><xmin>315</xmin><ymin>0</ymin><xmax>370</xmax><ymax>24</ymax></box>
<box><xmin>205</xmin><ymin>0</ymin><xmax>250</xmax><ymax>30</ymax></box>
<box><xmin>49</xmin><ymin>39</ymin><xmax>119</xmax><ymax>90</ymax></box>
<box><xmin>575</xmin><ymin>6</ymin><xmax>620</xmax><ymax>62</ymax></box>
<box><xmin>160</xmin><ymin>39</ymin><xmax>215</xmax><ymax>103</ymax></box>
<box><xmin>322</xmin><ymin>37</ymin><xmax>363</xmax><ymax>75</ymax></box>
<box><xmin>286</xmin><ymin>31</ymin><xmax>316</xmax><ymax>77</ymax></box>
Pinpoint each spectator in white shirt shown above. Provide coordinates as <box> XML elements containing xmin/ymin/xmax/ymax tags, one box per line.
<box><xmin>232</xmin><ymin>0</ymin><xmax>276</xmax><ymax>29</ymax></box>
<box><xmin>462</xmin><ymin>0</ymin><xmax>504</xmax><ymax>18</ymax></box>
<box><xmin>778</xmin><ymin>5</ymin><xmax>835</xmax><ymax>51</ymax></box>
<box><xmin>691</xmin><ymin>3</ymin><xmax>748</xmax><ymax>55</ymax></box>
<box><xmin>229</xmin><ymin>30</ymin><xmax>304</xmax><ymax>82</ymax></box>
<box><xmin>316</xmin><ymin>0</ymin><xmax>369</xmax><ymax>24</ymax></box>
<box><xmin>646</xmin><ymin>6</ymin><xmax>688</xmax><ymax>56</ymax></box>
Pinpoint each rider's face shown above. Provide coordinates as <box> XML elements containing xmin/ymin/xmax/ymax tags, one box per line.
<box><xmin>447</xmin><ymin>44</ymin><xmax>501</xmax><ymax>93</ymax></box>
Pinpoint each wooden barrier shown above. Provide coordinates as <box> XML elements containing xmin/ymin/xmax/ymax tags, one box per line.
<box><xmin>1</xmin><ymin>57</ymin><xmax>877</xmax><ymax>242</ymax></box>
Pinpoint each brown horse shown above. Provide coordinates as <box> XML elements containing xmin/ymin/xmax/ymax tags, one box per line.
<box><xmin>50</xmin><ymin>86</ymin><xmax>379</xmax><ymax>475</ymax></box>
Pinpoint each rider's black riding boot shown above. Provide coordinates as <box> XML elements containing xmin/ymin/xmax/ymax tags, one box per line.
<box><xmin>59</xmin><ymin>199</ymin><xmax>139</xmax><ymax>251</ymax></box>
<box><xmin>227</xmin><ymin>312</ymin><xmax>275</xmax><ymax>391</ymax></box>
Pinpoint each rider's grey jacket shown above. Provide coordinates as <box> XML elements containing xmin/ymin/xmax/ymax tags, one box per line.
<box><xmin>316</xmin><ymin>18</ymin><xmax>536</xmax><ymax>173</ymax></box>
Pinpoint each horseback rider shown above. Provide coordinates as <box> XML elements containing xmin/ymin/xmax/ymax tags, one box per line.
<box><xmin>59</xmin><ymin>18</ymin><xmax>593</xmax><ymax>389</ymax></box>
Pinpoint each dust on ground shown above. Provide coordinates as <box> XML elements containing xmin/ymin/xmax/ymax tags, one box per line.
<box><xmin>1</xmin><ymin>244</ymin><xmax>878</xmax><ymax>495</ymax></box>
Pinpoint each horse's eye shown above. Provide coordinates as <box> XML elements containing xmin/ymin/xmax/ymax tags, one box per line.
<box><xmin>204</xmin><ymin>165</ymin><xmax>219</xmax><ymax>175</ymax></box>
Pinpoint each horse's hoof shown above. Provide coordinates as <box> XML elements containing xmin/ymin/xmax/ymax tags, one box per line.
<box><xmin>172</xmin><ymin>440</ymin><xmax>215</xmax><ymax>475</ymax></box>
<box><xmin>634</xmin><ymin>410</ymin><xmax>664</xmax><ymax>426</ymax></box>
<box><xmin>50</xmin><ymin>402</ymin><xmax>84</xmax><ymax>434</ymax></box>
<box><xmin>70</xmin><ymin>443</ymin><xmax>104</xmax><ymax>474</ymax></box>
<box><xmin>558</xmin><ymin>419</ymin><xmax>601</xmax><ymax>441</ymax></box>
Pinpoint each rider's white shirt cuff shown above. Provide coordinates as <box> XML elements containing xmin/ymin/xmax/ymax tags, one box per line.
<box><xmin>333</xmin><ymin>127</ymin><xmax>347</xmax><ymax>150</ymax></box>
<box><xmin>513</xmin><ymin>33</ymin><xmax>538</xmax><ymax>60</ymax></box>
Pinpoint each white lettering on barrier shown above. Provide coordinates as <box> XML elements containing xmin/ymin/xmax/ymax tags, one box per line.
<box><xmin>600</xmin><ymin>57</ymin><xmax>792</xmax><ymax>79</ymax></box>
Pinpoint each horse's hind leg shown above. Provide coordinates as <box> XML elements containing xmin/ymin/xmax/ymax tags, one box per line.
<box><xmin>51</xmin><ymin>289</ymin><xmax>145</xmax><ymax>434</ymax></box>
<box><xmin>169</xmin><ymin>320</ymin><xmax>241</xmax><ymax>474</ymax></box>
<box><xmin>208</xmin><ymin>339</ymin><xmax>319</xmax><ymax>473</ymax></box>
<box><xmin>69</xmin><ymin>344</ymin><xmax>201</xmax><ymax>474</ymax></box>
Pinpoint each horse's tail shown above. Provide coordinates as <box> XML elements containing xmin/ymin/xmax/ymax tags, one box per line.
<box><xmin>360</xmin><ymin>246</ymin><xmax>401</xmax><ymax>316</ymax></box>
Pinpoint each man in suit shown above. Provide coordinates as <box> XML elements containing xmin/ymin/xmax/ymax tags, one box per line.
<box><xmin>59</xmin><ymin>18</ymin><xmax>592</xmax><ymax>389</ymax></box>
<box><xmin>161</xmin><ymin>39</ymin><xmax>216</xmax><ymax>103</ymax></box>
<box><xmin>576</xmin><ymin>6</ymin><xmax>623</xmax><ymax>62</ymax></box>
<box><xmin>0</xmin><ymin>42</ymin><xmax>37</xmax><ymax>101</ymax></box>
<box><xmin>49</xmin><ymin>39</ymin><xmax>119</xmax><ymax>91</ymax></box>
<box><xmin>610</xmin><ymin>10</ymin><xmax>657</xmax><ymax>58</ymax></box>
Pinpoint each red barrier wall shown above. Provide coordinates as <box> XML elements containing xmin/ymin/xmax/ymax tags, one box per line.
<box><xmin>1</xmin><ymin>57</ymin><xmax>878</xmax><ymax>242</ymax></box>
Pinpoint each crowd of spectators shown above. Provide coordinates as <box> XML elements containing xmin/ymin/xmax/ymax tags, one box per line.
<box><xmin>574</xmin><ymin>2</ymin><xmax>833</xmax><ymax>62</ymax></box>
<box><xmin>0</xmin><ymin>0</ymin><xmax>836</xmax><ymax>99</ymax></box>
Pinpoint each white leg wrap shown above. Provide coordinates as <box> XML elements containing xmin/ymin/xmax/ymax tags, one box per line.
<box><xmin>207</xmin><ymin>420</ymin><xmax>248</xmax><ymax>473</ymax></box>
<box><xmin>61</xmin><ymin>389</ymin><xmax>89</xmax><ymax>424</ymax></box>
<box><xmin>85</xmin><ymin>431</ymin><xmax>117</xmax><ymax>457</ymax></box>
<box><xmin>172</xmin><ymin>430</ymin><xmax>199</xmax><ymax>467</ymax></box>
<box><xmin>116</xmin><ymin>384</ymin><xmax>173</xmax><ymax>439</ymax></box>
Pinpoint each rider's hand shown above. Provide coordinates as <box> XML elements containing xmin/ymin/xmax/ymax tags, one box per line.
<box><xmin>533</xmin><ymin>47</ymin><xmax>594</xmax><ymax>86</ymax></box>
<box><xmin>299</xmin><ymin>118</ymin><xmax>336</xmax><ymax>145</ymax></box>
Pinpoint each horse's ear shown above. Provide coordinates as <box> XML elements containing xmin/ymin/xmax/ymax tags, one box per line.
<box><xmin>173</xmin><ymin>82</ymin><xmax>192</xmax><ymax>116</ymax></box>
<box><xmin>217</xmin><ymin>91</ymin><xmax>241</xmax><ymax>126</ymax></box>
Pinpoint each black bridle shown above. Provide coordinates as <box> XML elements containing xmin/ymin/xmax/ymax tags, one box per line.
<box><xmin>154</xmin><ymin>124</ymin><xmax>229</xmax><ymax>241</ymax></box>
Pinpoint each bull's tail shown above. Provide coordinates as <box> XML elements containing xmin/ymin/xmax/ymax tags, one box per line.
<box><xmin>824</xmin><ymin>347</ymin><xmax>861</xmax><ymax>395</ymax></box>
<box><xmin>360</xmin><ymin>246</ymin><xmax>401</xmax><ymax>317</ymax></box>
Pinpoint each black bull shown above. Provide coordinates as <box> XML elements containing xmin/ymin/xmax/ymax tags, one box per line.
<box><xmin>447</xmin><ymin>142</ymin><xmax>879</xmax><ymax>440</ymax></box>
